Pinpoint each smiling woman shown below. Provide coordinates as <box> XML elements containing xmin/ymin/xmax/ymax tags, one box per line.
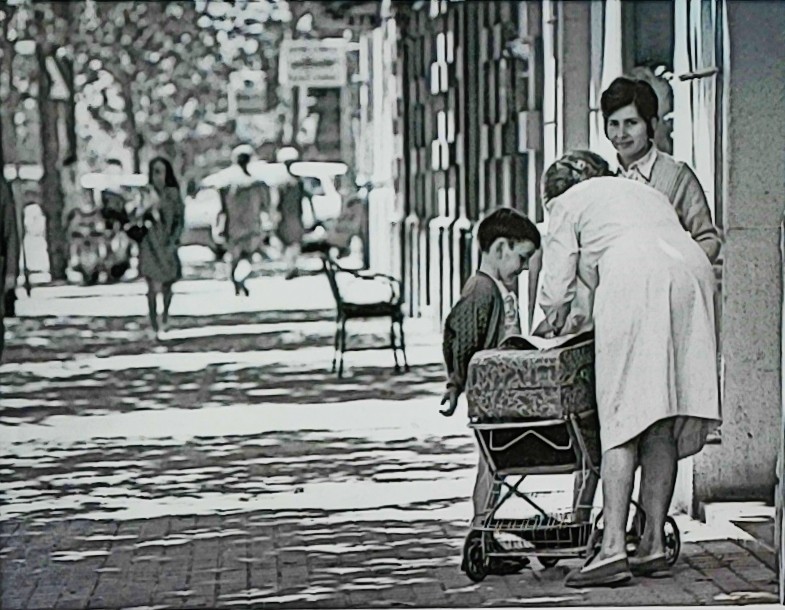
<box><xmin>600</xmin><ymin>77</ymin><xmax>721</xmax><ymax>264</ymax></box>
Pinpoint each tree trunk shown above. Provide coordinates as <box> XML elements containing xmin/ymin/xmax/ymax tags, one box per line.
<box><xmin>120</xmin><ymin>79</ymin><xmax>141</xmax><ymax>173</ymax></box>
<box><xmin>35</xmin><ymin>41</ymin><xmax>68</xmax><ymax>281</ymax></box>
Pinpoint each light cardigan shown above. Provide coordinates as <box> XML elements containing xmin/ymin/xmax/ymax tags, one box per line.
<box><xmin>620</xmin><ymin>148</ymin><xmax>722</xmax><ymax>264</ymax></box>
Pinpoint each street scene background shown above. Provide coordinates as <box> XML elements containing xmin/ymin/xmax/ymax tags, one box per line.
<box><xmin>1</xmin><ymin>0</ymin><xmax>783</xmax><ymax>608</ymax></box>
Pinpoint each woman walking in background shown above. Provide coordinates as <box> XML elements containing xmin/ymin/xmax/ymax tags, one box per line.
<box><xmin>134</xmin><ymin>156</ymin><xmax>184</xmax><ymax>340</ymax></box>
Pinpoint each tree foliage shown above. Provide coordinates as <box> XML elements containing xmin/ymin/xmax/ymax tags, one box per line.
<box><xmin>73</xmin><ymin>0</ymin><xmax>292</xmax><ymax>176</ymax></box>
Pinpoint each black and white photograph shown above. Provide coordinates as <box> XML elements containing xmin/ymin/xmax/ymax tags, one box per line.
<box><xmin>0</xmin><ymin>0</ymin><xmax>783</xmax><ymax>608</ymax></box>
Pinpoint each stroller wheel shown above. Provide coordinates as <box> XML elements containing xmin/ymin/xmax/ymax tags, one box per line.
<box><xmin>462</xmin><ymin>532</ymin><xmax>488</xmax><ymax>582</ymax></box>
<box><xmin>538</xmin><ymin>556</ymin><xmax>560</xmax><ymax>568</ymax></box>
<box><xmin>664</xmin><ymin>516</ymin><xmax>681</xmax><ymax>566</ymax></box>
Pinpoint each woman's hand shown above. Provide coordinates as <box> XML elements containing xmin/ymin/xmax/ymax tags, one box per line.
<box><xmin>531</xmin><ymin>318</ymin><xmax>557</xmax><ymax>338</ymax></box>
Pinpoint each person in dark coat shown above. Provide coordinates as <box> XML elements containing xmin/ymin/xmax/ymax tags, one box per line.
<box><xmin>0</xmin><ymin>171</ymin><xmax>19</xmax><ymax>361</ymax></box>
<box><xmin>274</xmin><ymin>147</ymin><xmax>307</xmax><ymax>280</ymax></box>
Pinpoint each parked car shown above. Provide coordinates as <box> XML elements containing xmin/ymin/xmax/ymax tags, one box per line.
<box><xmin>288</xmin><ymin>161</ymin><xmax>347</xmax><ymax>227</ymax></box>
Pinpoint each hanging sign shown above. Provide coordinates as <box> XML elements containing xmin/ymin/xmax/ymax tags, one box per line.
<box><xmin>280</xmin><ymin>39</ymin><xmax>347</xmax><ymax>87</ymax></box>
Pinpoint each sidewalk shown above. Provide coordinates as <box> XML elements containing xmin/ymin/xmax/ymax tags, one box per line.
<box><xmin>0</xmin><ymin>273</ymin><xmax>780</xmax><ymax>608</ymax></box>
<box><xmin>0</xmin><ymin>511</ymin><xmax>779</xmax><ymax>609</ymax></box>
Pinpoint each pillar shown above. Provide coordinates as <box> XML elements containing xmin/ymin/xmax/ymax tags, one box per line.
<box><xmin>693</xmin><ymin>1</ymin><xmax>785</xmax><ymax>504</ymax></box>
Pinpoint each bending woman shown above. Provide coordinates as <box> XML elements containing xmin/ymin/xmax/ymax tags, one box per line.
<box><xmin>536</xmin><ymin>151</ymin><xmax>721</xmax><ymax>587</ymax></box>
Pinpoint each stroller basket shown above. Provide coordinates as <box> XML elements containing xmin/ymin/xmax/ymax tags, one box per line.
<box><xmin>489</xmin><ymin>511</ymin><xmax>595</xmax><ymax>548</ymax></box>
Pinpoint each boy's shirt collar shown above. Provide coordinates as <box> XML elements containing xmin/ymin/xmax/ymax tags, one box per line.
<box><xmin>479</xmin><ymin>271</ymin><xmax>509</xmax><ymax>297</ymax></box>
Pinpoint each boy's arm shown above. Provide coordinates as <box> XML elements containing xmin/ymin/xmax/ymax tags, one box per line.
<box><xmin>442</xmin><ymin>285</ymin><xmax>494</xmax><ymax>413</ymax></box>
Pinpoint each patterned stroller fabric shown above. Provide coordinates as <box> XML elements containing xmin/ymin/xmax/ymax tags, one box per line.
<box><xmin>466</xmin><ymin>338</ymin><xmax>597</xmax><ymax>421</ymax></box>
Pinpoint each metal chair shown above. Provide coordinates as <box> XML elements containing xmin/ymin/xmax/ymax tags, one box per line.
<box><xmin>320</xmin><ymin>254</ymin><xmax>409</xmax><ymax>378</ymax></box>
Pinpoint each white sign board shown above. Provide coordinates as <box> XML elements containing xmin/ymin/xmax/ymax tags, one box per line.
<box><xmin>228</xmin><ymin>70</ymin><xmax>267</xmax><ymax>117</ymax></box>
<box><xmin>280</xmin><ymin>39</ymin><xmax>347</xmax><ymax>87</ymax></box>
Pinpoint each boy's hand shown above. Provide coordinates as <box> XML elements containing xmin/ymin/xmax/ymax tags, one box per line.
<box><xmin>439</xmin><ymin>388</ymin><xmax>460</xmax><ymax>417</ymax></box>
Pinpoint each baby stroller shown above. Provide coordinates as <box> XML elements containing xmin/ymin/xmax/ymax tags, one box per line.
<box><xmin>461</xmin><ymin>334</ymin><xmax>681</xmax><ymax>582</ymax></box>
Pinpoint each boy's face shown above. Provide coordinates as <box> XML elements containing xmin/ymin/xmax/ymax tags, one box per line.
<box><xmin>495</xmin><ymin>238</ymin><xmax>537</xmax><ymax>285</ymax></box>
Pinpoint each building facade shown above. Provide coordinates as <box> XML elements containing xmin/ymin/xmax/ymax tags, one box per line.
<box><xmin>362</xmin><ymin>0</ymin><xmax>785</xmax><ymax>514</ymax></box>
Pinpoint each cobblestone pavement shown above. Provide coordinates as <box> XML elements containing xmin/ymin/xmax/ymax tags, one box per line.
<box><xmin>0</xmin><ymin>273</ymin><xmax>779</xmax><ymax>609</ymax></box>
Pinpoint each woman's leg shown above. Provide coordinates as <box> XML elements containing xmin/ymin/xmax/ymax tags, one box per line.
<box><xmin>635</xmin><ymin>418</ymin><xmax>677</xmax><ymax>557</ymax></box>
<box><xmin>595</xmin><ymin>439</ymin><xmax>638</xmax><ymax>561</ymax></box>
<box><xmin>162</xmin><ymin>281</ymin><xmax>174</xmax><ymax>327</ymax></box>
<box><xmin>146</xmin><ymin>279</ymin><xmax>159</xmax><ymax>332</ymax></box>
<box><xmin>284</xmin><ymin>243</ymin><xmax>301</xmax><ymax>279</ymax></box>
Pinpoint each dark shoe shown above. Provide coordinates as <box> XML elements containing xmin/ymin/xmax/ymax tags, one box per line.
<box><xmin>629</xmin><ymin>552</ymin><xmax>670</xmax><ymax>577</ymax></box>
<box><xmin>284</xmin><ymin>268</ymin><xmax>300</xmax><ymax>280</ymax></box>
<box><xmin>565</xmin><ymin>554</ymin><xmax>632</xmax><ymax>588</ymax></box>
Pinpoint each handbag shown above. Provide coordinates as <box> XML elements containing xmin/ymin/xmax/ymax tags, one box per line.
<box><xmin>125</xmin><ymin>224</ymin><xmax>148</xmax><ymax>243</ymax></box>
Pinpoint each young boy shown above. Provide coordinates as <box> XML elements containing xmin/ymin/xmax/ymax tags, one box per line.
<box><xmin>441</xmin><ymin>207</ymin><xmax>541</xmax><ymax>569</ymax></box>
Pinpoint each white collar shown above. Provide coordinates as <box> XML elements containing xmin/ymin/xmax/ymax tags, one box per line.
<box><xmin>617</xmin><ymin>144</ymin><xmax>658</xmax><ymax>181</ymax></box>
<box><xmin>489</xmin><ymin>274</ymin><xmax>512</xmax><ymax>299</ymax></box>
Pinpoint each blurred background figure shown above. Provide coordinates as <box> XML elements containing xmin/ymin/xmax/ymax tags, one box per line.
<box><xmin>0</xmin><ymin>174</ymin><xmax>18</xmax><ymax>361</ymax></box>
<box><xmin>128</xmin><ymin>156</ymin><xmax>184</xmax><ymax>340</ymax></box>
<box><xmin>218</xmin><ymin>144</ymin><xmax>268</xmax><ymax>296</ymax></box>
<box><xmin>98</xmin><ymin>158</ymin><xmax>133</xmax><ymax>282</ymax></box>
<box><xmin>275</xmin><ymin>146</ymin><xmax>306</xmax><ymax>280</ymax></box>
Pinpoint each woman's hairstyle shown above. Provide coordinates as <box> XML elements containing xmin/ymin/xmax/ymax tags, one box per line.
<box><xmin>477</xmin><ymin>207</ymin><xmax>541</xmax><ymax>252</ymax></box>
<box><xmin>541</xmin><ymin>150</ymin><xmax>612</xmax><ymax>203</ymax></box>
<box><xmin>148</xmin><ymin>156</ymin><xmax>180</xmax><ymax>190</ymax></box>
<box><xmin>600</xmin><ymin>77</ymin><xmax>659</xmax><ymax>139</ymax></box>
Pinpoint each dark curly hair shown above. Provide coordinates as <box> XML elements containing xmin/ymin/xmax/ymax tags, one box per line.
<box><xmin>600</xmin><ymin>77</ymin><xmax>659</xmax><ymax>139</ymax></box>
<box><xmin>541</xmin><ymin>150</ymin><xmax>612</xmax><ymax>203</ymax></box>
<box><xmin>477</xmin><ymin>207</ymin><xmax>541</xmax><ymax>252</ymax></box>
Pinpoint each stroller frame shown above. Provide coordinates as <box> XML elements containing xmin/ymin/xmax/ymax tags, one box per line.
<box><xmin>462</xmin><ymin>409</ymin><xmax>681</xmax><ymax>582</ymax></box>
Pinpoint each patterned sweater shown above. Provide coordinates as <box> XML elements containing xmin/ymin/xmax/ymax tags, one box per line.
<box><xmin>443</xmin><ymin>272</ymin><xmax>505</xmax><ymax>395</ymax></box>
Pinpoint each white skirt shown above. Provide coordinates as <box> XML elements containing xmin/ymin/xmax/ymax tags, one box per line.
<box><xmin>592</xmin><ymin>234</ymin><xmax>721</xmax><ymax>457</ymax></box>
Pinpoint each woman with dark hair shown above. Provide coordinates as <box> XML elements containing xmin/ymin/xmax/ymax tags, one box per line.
<box><xmin>536</xmin><ymin>151</ymin><xmax>721</xmax><ymax>587</ymax></box>
<box><xmin>134</xmin><ymin>156</ymin><xmax>184</xmax><ymax>339</ymax></box>
<box><xmin>601</xmin><ymin>77</ymin><xmax>721</xmax><ymax>263</ymax></box>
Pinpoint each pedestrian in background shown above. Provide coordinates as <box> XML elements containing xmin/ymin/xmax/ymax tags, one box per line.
<box><xmin>0</xmin><ymin>173</ymin><xmax>18</xmax><ymax>361</ymax></box>
<box><xmin>218</xmin><ymin>145</ymin><xmax>267</xmax><ymax>296</ymax></box>
<box><xmin>275</xmin><ymin>146</ymin><xmax>306</xmax><ymax>280</ymax></box>
<box><xmin>131</xmin><ymin>156</ymin><xmax>184</xmax><ymax>340</ymax></box>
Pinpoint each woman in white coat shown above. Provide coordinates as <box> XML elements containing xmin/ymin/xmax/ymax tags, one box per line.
<box><xmin>536</xmin><ymin>151</ymin><xmax>721</xmax><ymax>587</ymax></box>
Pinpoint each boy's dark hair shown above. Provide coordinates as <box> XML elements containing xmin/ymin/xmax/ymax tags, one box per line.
<box><xmin>600</xmin><ymin>77</ymin><xmax>659</xmax><ymax>139</ymax></box>
<box><xmin>477</xmin><ymin>207</ymin><xmax>540</xmax><ymax>252</ymax></box>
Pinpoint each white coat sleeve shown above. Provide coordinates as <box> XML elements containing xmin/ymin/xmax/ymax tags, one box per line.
<box><xmin>538</xmin><ymin>198</ymin><xmax>580</xmax><ymax>334</ymax></box>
